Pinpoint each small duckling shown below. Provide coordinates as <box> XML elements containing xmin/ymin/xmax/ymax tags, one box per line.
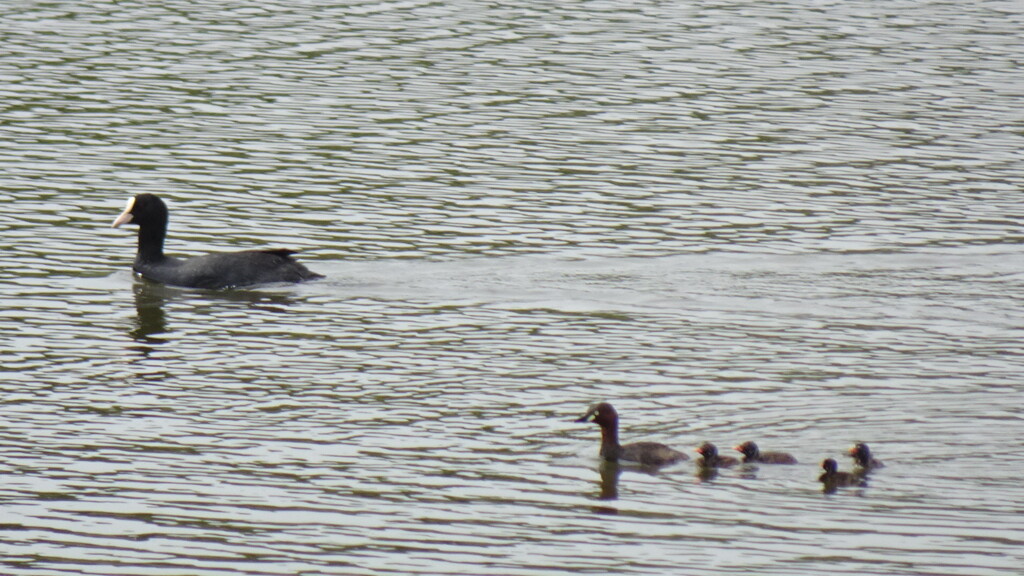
<box><xmin>848</xmin><ymin>442</ymin><xmax>884</xmax><ymax>470</ymax></box>
<box><xmin>733</xmin><ymin>441</ymin><xmax>798</xmax><ymax>464</ymax></box>
<box><xmin>819</xmin><ymin>458</ymin><xmax>864</xmax><ymax>493</ymax></box>
<box><xmin>696</xmin><ymin>442</ymin><xmax>740</xmax><ymax>468</ymax></box>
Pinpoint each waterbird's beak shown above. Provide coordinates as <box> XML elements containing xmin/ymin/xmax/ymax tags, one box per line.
<box><xmin>732</xmin><ymin>445</ymin><xmax>742</xmax><ymax>452</ymax></box>
<box><xmin>112</xmin><ymin>197</ymin><xmax>135</xmax><ymax>228</ymax></box>
<box><xmin>575</xmin><ymin>411</ymin><xmax>595</xmax><ymax>423</ymax></box>
<box><xmin>112</xmin><ymin>211</ymin><xmax>132</xmax><ymax>228</ymax></box>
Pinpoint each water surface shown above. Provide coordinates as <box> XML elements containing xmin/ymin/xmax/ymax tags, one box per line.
<box><xmin>2</xmin><ymin>1</ymin><xmax>1023</xmax><ymax>575</ymax></box>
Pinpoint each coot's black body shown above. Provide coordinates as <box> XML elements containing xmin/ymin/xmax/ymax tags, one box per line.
<box><xmin>112</xmin><ymin>193</ymin><xmax>322</xmax><ymax>289</ymax></box>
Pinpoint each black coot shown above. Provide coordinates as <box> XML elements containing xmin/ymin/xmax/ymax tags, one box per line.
<box><xmin>112</xmin><ymin>193</ymin><xmax>323</xmax><ymax>289</ymax></box>
<box><xmin>576</xmin><ymin>402</ymin><xmax>688</xmax><ymax>467</ymax></box>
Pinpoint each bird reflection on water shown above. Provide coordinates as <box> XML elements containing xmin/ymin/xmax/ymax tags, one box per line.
<box><xmin>589</xmin><ymin>460</ymin><xmax>622</xmax><ymax>515</ymax></box>
<box><xmin>129</xmin><ymin>281</ymin><xmax>171</xmax><ymax>349</ymax></box>
<box><xmin>127</xmin><ymin>279</ymin><xmax>299</xmax><ymax>358</ymax></box>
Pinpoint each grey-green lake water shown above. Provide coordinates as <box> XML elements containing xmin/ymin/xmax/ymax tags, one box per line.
<box><xmin>2</xmin><ymin>1</ymin><xmax>1023</xmax><ymax>574</ymax></box>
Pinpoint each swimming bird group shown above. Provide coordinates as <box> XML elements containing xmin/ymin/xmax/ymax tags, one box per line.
<box><xmin>109</xmin><ymin>195</ymin><xmax>884</xmax><ymax>496</ymax></box>
<box><xmin>576</xmin><ymin>402</ymin><xmax>883</xmax><ymax>492</ymax></box>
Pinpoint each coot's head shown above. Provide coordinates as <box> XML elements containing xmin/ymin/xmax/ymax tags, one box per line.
<box><xmin>112</xmin><ymin>193</ymin><xmax>168</xmax><ymax>229</ymax></box>
<box><xmin>821</xmin><ymin>458</ymin><xmax>838</xmax><ymax>473</ymax></box>
<box><xmin>848</xmin><ymin>442</ymin><xmax>872</xmax><ymax>464</ymax></box>
<box><xmin>575</xmin><ymin>402</ymin><xmax>618</xmax><ymax>428</ymax></box>
<box><xmin>696</xmin><ymin>442</ymin><xmax>719</xmax><ymax>459</ymax></box>
<box><xmin>734</xmin><ymin>441</ymin><xmax>759</xmax><ymax>459</ymax></box>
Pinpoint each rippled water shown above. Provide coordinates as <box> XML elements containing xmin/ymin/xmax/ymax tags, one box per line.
<box><xmin>2</xmin><ymin>1</ymin><xmax>1023</xmax><ymax>575</ymax></box>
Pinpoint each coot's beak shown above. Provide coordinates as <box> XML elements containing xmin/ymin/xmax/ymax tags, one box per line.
<box><xmin>847</xmin><ymin>446</ymin><xmax>857</xmax><ymax>455</ymax></box>
<box><xmin>112</xmin><ymin>197</ymin><xmax>135</xmax><ymax>228</ymax></box>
